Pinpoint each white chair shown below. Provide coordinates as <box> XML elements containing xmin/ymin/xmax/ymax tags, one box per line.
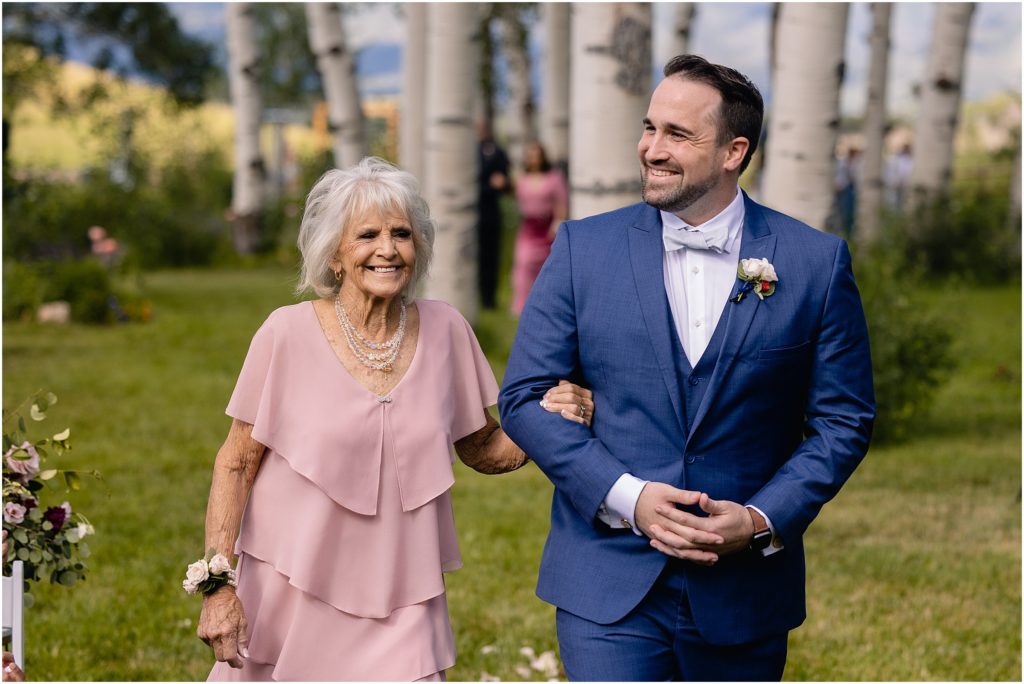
<box><xmin>2</xmin><ymin>560</ymin><xmax>24</xmax><ymax>670</ymax></box>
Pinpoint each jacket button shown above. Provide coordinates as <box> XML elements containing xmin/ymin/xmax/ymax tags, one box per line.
<box><xmin>688</xmin><ymin>376</ymin><xmax>700</xmax><ymax>386</ymax></box>
<box><xmin>685</xmin><ymin>455</ymin><xmax>696</xmax><ymax>464</ymax></box>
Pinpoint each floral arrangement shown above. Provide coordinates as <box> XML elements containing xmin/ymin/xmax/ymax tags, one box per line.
<box><xmin>732</xmin><ymin>257</ymin><xmax>779</xmax><ymax>303</ymax></box>
<box><xmin>2</xmin><ymin>391</ymin><xmax>99</xmax><ymax>604</ymax></box>
<box><xmin>182</xmin><ymin>550</ymin><xmax>237</xmax><ymax>595</ymax></box>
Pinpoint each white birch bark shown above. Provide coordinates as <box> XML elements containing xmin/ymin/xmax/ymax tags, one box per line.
<box><xmin>909</xmin><ymin>3</ymin><xmax>975</xmax><ymax>205</ymax></box>
<box><xmin>761</xmin><ymin>4</ymin><xmax>849</xmax><ymax>231</ymax></box>
<box><xmin>499</xmin><ymin>10</ymin><xmax>535</xmax><ymax>172</ymax></box>
<box><xmin>306</xmin><ymin>2</ymin><xmax>366</xmax><ymax>170</ymax></box>
<box><xmin>422</xmin><ymin>3</ymin><xmax>481</xmax><ymax>322</ymax></box>
<box><xmin>226</xmin><ymin>2</ymin><xmax>264</xmax><ymax>254</ymax></box>
<box><xmin>856</xmin><ymin>3</ymin><xmax>892</xmax><ymax>244</ymax></box>
<box><xmin>399</xmin><ymin>2</ymin><xmax>427</xmax><ymax>179</ymax></box>
<box><xmin>540</xmin><ymin>3</ymin><xmax>570</xmax><ymax>167</ymax></box>
<box><xmin>668</xmin><ymin>3</ymin><xmax>696</xmax><ymax>58</ymax></box>
<box><xmin>570</xmin><ymin>3</ymin><xmax>651</xmax><ymax>219</ymax></box>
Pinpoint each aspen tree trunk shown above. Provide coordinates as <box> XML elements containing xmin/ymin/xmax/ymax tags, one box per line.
<box><xmin>761</xmin><ymin>3</ymin><xmax>849</xmax><ymax>231</ymax></box>
<box><xmin>499</xmin><ymin>9</ymin><xmax>536</xmax><ymax>172</ymax></box>
<box><xmin>569</xmin><ymin>3</ymin><xmax>651</xmax><ymax>219</ymax></box>
<box><xmin>306</xmin><ymin>2</ymin><xmax>366</xmax><ymax>169</ymax></box>
<box><xmin>909</xmin><ymin>3</ymin><xmax>975</xmax><ymax>207</ymax></box>
<box><xmin>668</xmin><ymin>3</ymin><xmax>696</xmax><ymax>58</ymax></box>
<box><xmin>856</xmin><ymin>3</ymin><xmax>892</xmax><ymax>245</ymax></box>
<box><xmin>226</xmin><ymin>3</ymin><xmax>265</xmax><ymax>255</ymax></box>
<box><xmin>422</xmin><ymin>3</ymin><xmax>481</xmax><ymax>321</ymax></box>
<box><xmin>399</xmin><ymin>2</ymin><xmax>427</xmax><ymax>179</ymax></box>
<box><xmin>540</xmin><ymin>3</ymin><xmax>570</xmax><ymax>168</ymax></box>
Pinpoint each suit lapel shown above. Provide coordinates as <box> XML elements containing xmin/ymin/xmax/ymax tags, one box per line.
<box><xmin>686</xmin><ymin>193</ymin><xmax>777</xmax><ymax>445</ymax></box>
<box><xmin>628</xmin><ymin>206</ymin><xmax>687</xmax><ymax>437</ymax></box>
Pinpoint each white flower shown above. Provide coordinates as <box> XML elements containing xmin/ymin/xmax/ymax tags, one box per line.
<box><xmin>740</xmin><ymin>258</ymin><xmax>778</xmax><ymax>282</ymax></box>
<box><xmin>519</xmin><ymin>646</ymin><xmax>535</xmax><ymax>659</ymax></box>
<box><xmin>77</xmin><ymin>523</ymin><xmax>95</xmax><ymax>538</ymax></box>
<box><xmin>5</xmin><ymin>442</ymin><xmax>40</xmax><ymax>479</ymax></box>
<box><xmin>60</xmin><ymin>501</ymin><xmax>72</xmax><ymax>517</ymax></box>
<box><xmin>209</xmin><ymin>554</ymin><xmax>232</xmax><ymax>576</ymax></box>
<box><xmin>4</xmin><ymin>502</ymin><xmax>26</xmax><ymax>524</ymax></box>
<box><xmin>186</xmin><ymin>559</ymin><xmax>210</xmax><ymax>585</ymax></box>
<box><xmin>182</xmin><ymin>578</ymin><xmax>199</xmax><ymax>595</ymax></box>
<box><xmin>530</xmin><ymin>651</ymin><xmax>561</xmax><ymax>678</ymax></box>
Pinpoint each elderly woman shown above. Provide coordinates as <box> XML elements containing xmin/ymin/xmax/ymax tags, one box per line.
<box><xmin>194</xmin><ymin>157</ymin><xmax>593</xmax><ymax>682</ymax></box>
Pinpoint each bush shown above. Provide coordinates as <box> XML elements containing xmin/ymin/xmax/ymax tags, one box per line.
<box><xmin>900</xmin><ymin>186</ymin><xmax>1020</xmax><ymax>284</ymax></box>
<box><xmin>2</xmin><ymin>259</ymin><xmax>152</xmax><ymax>324</ymax></box>
<box><xmin>853</xmin><ymin>241</ymin><xmax>957</xmax><ymax>443</ymax></box>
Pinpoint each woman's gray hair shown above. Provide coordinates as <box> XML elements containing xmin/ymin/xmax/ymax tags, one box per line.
<box><xmin>296</xmin><ymin>157</ymin><xmax>436</xmax><ymax>299</ymax></box>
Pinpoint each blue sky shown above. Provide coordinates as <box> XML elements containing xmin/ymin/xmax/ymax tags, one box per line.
<box><xmin>164</xmin><ymin>2</ymin><xmax>1020</xmax><ymax>117</ymax></box>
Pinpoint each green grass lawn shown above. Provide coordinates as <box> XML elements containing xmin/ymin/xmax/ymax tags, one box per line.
<box><xmin>2</xmin><ymin>265</ymin><xmax>1019</xmax><ymax>681</ymax></box>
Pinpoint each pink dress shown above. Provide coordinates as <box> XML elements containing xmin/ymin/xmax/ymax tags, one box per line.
<box><xmin>512</xmin><ymin>170</ymin><xmax>568</xmax><ymax>315</ymax></box>
<box><xmin>208</xmin><ymin>299</ymin><xmax>498</xmax><ymax>682</ymax></box>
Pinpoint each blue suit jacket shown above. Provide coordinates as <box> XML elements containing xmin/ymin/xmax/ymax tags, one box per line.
<box><xmin>498</xmin><ymin>194</ymin><xmax>875</xmax><ymax>645</ymax></box>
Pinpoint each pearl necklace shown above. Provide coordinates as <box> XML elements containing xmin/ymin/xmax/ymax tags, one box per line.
<box><xmin>334</xmin><ymin>295</ymin><xmax>407</xmax><ymax>373</ymax></box>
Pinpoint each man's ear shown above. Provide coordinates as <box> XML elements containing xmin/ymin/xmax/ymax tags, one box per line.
<box><xmin>723</xmin><ymin>137</ymin><xmax>750</xmax><ymax>173</ymax></box>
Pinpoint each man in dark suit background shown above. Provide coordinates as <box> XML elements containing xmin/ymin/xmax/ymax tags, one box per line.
<box><xmin>477</xmin><ymin>120</ymin><xmax>510</xmax><ymax>310</ymax></box>
<box><xmin>499</xmin><ymin>55</ymin><xmax>875</xmax><ymax>681</ymax></box>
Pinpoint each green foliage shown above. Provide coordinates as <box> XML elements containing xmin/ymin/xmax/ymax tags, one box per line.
<box><xmin>2</xmin><ymin>390</ymin><xmax>99</xmax><ymax>606</ymax></box>
<box><xmin>3</xmin><ymin>144</ymin><xmax>234</xmax><ymax>268</ymax></box>
<box><xmin>853</xmin><ymin>240</ymin><xmax>957</xmax><ymax>443</ymax></box>
<box><xmin>901</xmin><ymin>185</ymin><xmax>1021</xmax><ymax>284</ymax></box>
<box><xmin>2</xmin><ymin>259</ymin><xmax>153</xmax><ymax>324</ymax></box>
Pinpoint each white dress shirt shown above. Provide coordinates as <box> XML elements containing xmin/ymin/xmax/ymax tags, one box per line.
<box><xmin>596</xmin><ymin>188</ymin><xmax>781</xmax><ymax>555</ymax></box>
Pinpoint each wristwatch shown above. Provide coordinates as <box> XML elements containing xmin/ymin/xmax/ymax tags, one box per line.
<box><xmin>748</xmin><ymin>509</ymin><xmax>772</xmax><ymax>552</ymax></box>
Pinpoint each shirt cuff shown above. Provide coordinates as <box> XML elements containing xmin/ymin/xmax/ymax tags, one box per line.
<box><xmin>746</xmin><ymin>504</ymin><xmax>784</xmax><ymax>556</ymax></box>
<box><xmin>597</xmin><ymin>473</ymin><xmax>647</xmax><ymax>536</ymax></box>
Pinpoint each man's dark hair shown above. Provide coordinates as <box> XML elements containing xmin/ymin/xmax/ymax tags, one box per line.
<box><xmin>663</xmin><ymin>55</ymin><xmax>764</xmax><ymax>174</ymax></box>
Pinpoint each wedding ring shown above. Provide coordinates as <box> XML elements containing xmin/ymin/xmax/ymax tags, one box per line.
<box><xmin>578</xmin><ymin>403</ymin><xmax>586</xmax><ymax>417</ymax></box>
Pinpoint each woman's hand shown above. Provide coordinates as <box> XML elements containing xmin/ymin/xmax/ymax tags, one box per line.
<box><xmin>197</xmin><ymin>587</ymin><xmax>249</xmax><ymax>669</ymax></box>
<box><xmin>541</xmin><ymin>380</ymin><xmax>594</xmax><ymax>427</ymax></box>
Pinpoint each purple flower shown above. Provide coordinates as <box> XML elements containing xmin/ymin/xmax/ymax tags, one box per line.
<box><xmin>43</xmin><ymin>505</ymin><xmax>67</xmax><ymax>531</ymax></box>
<box><xmin>5</xmin><ymin>442</ymin><xmax>40</xmax><ymax>479</ymax></box>
<box><xmin>4</xmin><ymin>502</ymin><xmax>26</xmax><ymax>524</ymax></box>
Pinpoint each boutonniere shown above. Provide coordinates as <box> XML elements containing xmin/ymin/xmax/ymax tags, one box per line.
<box><xmin>732</xmin><ymin>258</ymin><xmax>778</xmax><ymax>303</ymax></box>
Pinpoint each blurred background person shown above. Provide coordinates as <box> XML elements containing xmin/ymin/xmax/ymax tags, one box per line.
<box><xmin>476</xmin><ymin>120</ymin><xmax>510</xmax><ymax>310</ymax></box>
<box><xmin>511</xmin><ymin>141</ymin><xmax>568</xmax><ymax>316</ymax></box>
<box><xmin>833</xmin><ymin>146</ymin><xmax>861</xmax><ymax>239</ymax></box>
<box><xmin>885</xmin><ymin>142</ymin><xmax>914</xmax><ymax>209</ymax></box>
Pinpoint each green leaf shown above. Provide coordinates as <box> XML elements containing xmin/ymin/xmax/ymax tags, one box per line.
<box><xmin>16</xmin><ymin>547</ymin><xmax>29</xmax><ymax>561</ymax></box>
<box><xmin>39</xmin><ymin>469</ymin><xmax>58</xmax><ymax>481</ymax></box>
<box><xmin>13</xmin><ymin>528</ymin><xmax>28</xmax><ymax>544</ymax></box>
<box><xmin>46</xmin><ymin>393</ymin><xmax>57</xmax><ymax>406</ymax></box>
<box><xmin>28</xmin><ymin>548</ymin><xmax>42</xmax><ymax>563</ymax></box>
<box><xmin>65</xmin><ymin>471</ymin><xmax>82</xmax><ymax>491</ymax></box>
<box><xmin>52</xmin><ymin>428</ymin><xmax>70</xmax><ymax>441</ymax></box>
<box><xmin>36</xmin><ymin>396</ymin><xmax>49</xmax><ymax>413</ymax></box>
<box><xmin>23</xmin><ymin>592</ymin><xmax>34</xmax><ymax>609</ymax></box>
<box><xmin>78</xmin><ymin>543</ymin><xmax>91</xmax><ymax>558</ymax></box>
<box><xmin>30</xmin><ymin>404</ymin><xmax>46</xmax><ymax>421</ymax></box>
<box><xmin>35</xmin><ymin>445</ymin><xmax>49</xmax><ymax>458</ymax></box>
<box><xmin>58</xmin><ymin>570</ymin><xmax>78</xmax><ymax>586</ymax></box>
<box><xmin>41</xmin><ymin>521</ymin><xmax>53</xmax><ymax>531</ymax></box>
<box><xmin>18</xmin><ymin>416</ymin><xmax>26</xmax><ymax>434</ymax></box>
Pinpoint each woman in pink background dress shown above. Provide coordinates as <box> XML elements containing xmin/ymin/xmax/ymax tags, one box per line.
<box><xmin>511</xmin><ymin>142</ymin><xmax>569</xmax><ymax>316</ymax></box>
<box><xmin>195</xmin><ymin>158</ymin><xmax>593</xmax><ymax>681</ymax></box>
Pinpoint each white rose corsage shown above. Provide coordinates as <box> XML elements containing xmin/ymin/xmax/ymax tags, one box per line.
<box><xmin>732</xmin><ymin>257</ymin><xmax>778</xmax><ymax>303</ymax></box>
<box><xmin>182</xmin><ymin>549</ymin><xmax>238</xmax><ymax>596</ymax></box>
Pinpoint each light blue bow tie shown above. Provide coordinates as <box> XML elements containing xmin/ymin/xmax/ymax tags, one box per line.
<box><xmin>663</xmin><ymin>222</ymin><xmax>731</xmax><ymax>254</ymax></box>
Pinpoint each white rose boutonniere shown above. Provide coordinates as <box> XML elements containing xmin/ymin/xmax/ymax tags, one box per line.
<box><xmin>732</xmin><ymin>258</ymin><xmax>778</xmax><ymax>303</ymax></box>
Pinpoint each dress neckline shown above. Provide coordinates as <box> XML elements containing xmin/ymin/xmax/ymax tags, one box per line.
<box><xmin>305</xmin><ymin>299</ymin><xmax>424</xmax><ymax>401</ymax></box>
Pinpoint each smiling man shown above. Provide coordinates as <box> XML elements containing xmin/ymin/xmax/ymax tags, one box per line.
<box><xmin>499</xmin><ymin>55</ymin><xmax>876</xmax><ymax>681</ymax></box>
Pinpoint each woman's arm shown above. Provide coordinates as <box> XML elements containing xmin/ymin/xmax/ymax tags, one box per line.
<box><xmin>196</xmin><ymin>419</ymin><xmax>267</xmax><ymax>669</ymax></box>
<box><xmin>456</xmin><ymin>381</ymin><xmax>593</xmax><ymax>474</ymax></box>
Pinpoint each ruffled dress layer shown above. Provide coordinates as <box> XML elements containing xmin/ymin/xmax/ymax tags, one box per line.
<box><xmin>208</xmin><ymin>299</ymin><xmax>498</xmax><ymax>682</ymax></box>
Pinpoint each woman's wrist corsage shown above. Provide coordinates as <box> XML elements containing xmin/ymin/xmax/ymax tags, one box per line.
<box><xmin>182</xmin><ymin>548</ymin><xmax>238</xmax><ymax>596</ymax></box>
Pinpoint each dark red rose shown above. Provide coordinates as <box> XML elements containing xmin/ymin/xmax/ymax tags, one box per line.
<box><xmin>43</xmin><ymin>505</ymin><xmax>66</xmax><ymax>531</ymax></box>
